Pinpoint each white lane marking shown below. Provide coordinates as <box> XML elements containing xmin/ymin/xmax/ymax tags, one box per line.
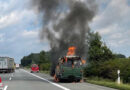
<box><xmin>21</xmin><ymin>69</ymin><xmax>70</xmax><ymax>90</ymax></box>
<box><xmin>9</xmin><ymin>77</ymin><xmax>12</xmax><ymax>81</ymax></box>
<box><xmin>9</xmin><ymin>73</ymin><xmax>14</xmax><ymax>80</ymax></box>
<box><xmin>4</xmin><ymin>85</ymin><xmax>8</xmax><ymax>90</ymax></box>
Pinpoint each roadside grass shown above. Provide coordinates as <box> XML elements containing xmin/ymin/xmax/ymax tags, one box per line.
<box><xmin>85</xmin><ymin>77</ymin><xmax>130</xmax><ymax>90</ymax></box>
<box><xmin>40</xmin><ymin>70</ymin><xmax>49</xmax><ymax>74</ymax></box>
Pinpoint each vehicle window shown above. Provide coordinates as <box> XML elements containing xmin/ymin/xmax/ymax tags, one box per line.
<box><xmin>63</xmin><ymin>60</ymin><xmax>72</xmax><ymax>67</ymax></box>
<box><xmin>74</xmin><ymin>60</ymin><xmax>82</xmax><ymax>67</ymax></box>
<box><xmin>32</xmin><ymin>64</ymin><xmax>38</xmax><ymax>67</ymax></box>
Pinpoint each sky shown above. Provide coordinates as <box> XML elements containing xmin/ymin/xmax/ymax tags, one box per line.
<box><xmin>0</xmin><ymin>0</ymin><xmax>130</xmax><ymax>63</ymax></box>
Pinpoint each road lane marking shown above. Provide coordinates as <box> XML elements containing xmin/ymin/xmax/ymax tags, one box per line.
<box><xmin>21</xmin><ymin>69</ymin><xmax>70</xmax><ymax>90</ymax></box>
<box><xmin>9</xmin><ymin>73</ymin><xmax>14</xmax><ymax>80</ymax></box>
<box><xmin>4</xmin><ymin>85</ymin><xmax>8</xmax><ymax>90</ymax></box>
<box><xmin>9</xmin><ymin>77</ymin><xmax>12</xmax><ymax>80</ymax></box>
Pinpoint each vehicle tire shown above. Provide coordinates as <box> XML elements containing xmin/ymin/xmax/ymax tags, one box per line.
<box><xmin>56</xmin><ymin>77</ymin><xmax>60</xmax><ymax>82</ymax></box>
<box><xmin>31</xmin><ymin>71</ymin><xmax>33</xmax><ymax>73</ymax></box>
<box><xmin>76</xmin><ymin>79</ymin><xmax>80</xmax><ymax>82</ymax></box>
<box><xmin>80</xmin><ymin>79</ymin><xmax>83</xmax><ymax>83</ymax></box>
<box><xmin>54</xmin><ymin>74</ymin><xmax>60</xmax><ymax>82</ymax></box>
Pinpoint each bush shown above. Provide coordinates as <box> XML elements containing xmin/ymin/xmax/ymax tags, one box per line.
<box><xmin>40</xmin><ymin>63</ymin><xmax>51</xmax><ymax>71</ymax></box>
<box><xmin>84</xmin><ymin>58</ymin><xmax>130</xmax><ymax>83</ymax></box>
<box><xmin>88</xmin><ymin>32</ymin><xmax>115</xmax><ymax>63</ymax></box>
<box><xmin>84</xmin><ymin>63</ymin><xmax>100</xmax><ymax>77</ymax></box>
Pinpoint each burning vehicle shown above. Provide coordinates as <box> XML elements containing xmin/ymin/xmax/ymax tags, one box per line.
<box><xmin>31</xmin><ymin>0</ymin><xmax>97</xmax><ymax>82</ymax></box>
<box><xmin>54</xmin><ymin>46</ymin><xmax>85</xmax><ymax>82</ymax></box>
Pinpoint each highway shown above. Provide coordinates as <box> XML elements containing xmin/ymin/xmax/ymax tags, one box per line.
<box><xmin>0</xmin><ymin>69</ymin><xmax>117</xmax><ymax>90</ymax></box>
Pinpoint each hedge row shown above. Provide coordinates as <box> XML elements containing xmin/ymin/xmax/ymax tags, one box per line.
<box><xmin>84</xmin><ymin>58</ymin><xmax>130</xmax><ymax>83</ymax></box>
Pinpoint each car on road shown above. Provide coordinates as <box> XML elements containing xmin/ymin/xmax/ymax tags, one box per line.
<box><xmin>30</xmin><ymin>64</ymin><xmax>39</xmax><ymax>73</ymax></box>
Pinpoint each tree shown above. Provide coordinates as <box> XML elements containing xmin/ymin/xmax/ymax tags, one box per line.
<box><xmin>84</xmin><ymin>32</ymin><xmax>130</xmax><ymax>83</ymax></box>
<box><xmin>39</xmin><ymin>51</ymin><xmax>51</xmax><ymax>71</ymax></box>
<box><xmin>21</xmin><ymin>56</ymin><xmax>32</xmax><ymax>67</ymax></box>
<box><xmin>88</xmin><ymin>32</ymin><xmax>115</xmax><ymax>63</ymax></box>
<box><xmin>39</xmin><ymin>51</ymin><xmax>50</xmax><ymax>64</ymax></box>
<box><xmin>21</xmin><ymin>51</ymin><xmax>51</xmax><ymax>71</ymax></box>
<box><xmin>115</xmin><ymin>54</ymin><xmax>126</xmax><ymax>58</ymax></box>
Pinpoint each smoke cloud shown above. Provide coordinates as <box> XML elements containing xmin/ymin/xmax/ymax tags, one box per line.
<box><xmin>31</xmin><ymin>0</ymin><xmax>98</xmax><ymax>75</ymax></box>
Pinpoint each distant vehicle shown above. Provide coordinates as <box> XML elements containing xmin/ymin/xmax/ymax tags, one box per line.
<box><xmin>0</xmin><ymin>57</ymin><xmax>15</xmax><ymax>73</ymax></box>
<box><xmin>30</xmin><ymin>64</ymin><xmax>39</xmax><ymax>73</ymax></box>
<box><xmin>16</xmin><ymin>64</ymin><xmax>20</xmax><ymax>69</ymax></box>
<box><xmin>54</xmin><ymin>56</ymin><xmax>85</xmax><ymax>82</ymax></box>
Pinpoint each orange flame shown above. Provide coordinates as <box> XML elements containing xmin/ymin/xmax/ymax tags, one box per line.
<box><xmin>82</xmin><ymin>59</ymin><xmax>86</xmax><ymax>64</ymax></box>
<box><xmin>67</xmin><ymin>46</ymin><xmax>76</xmax><ymax>56</ymax></box>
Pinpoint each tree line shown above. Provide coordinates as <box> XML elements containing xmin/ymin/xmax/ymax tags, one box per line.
<box><xmin>21</xmin><ymin>51</ymin><xmax>51</xmax><ymax>71</ymax></box>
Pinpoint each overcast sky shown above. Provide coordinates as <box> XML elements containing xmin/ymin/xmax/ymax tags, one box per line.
<box><xmin>0</xmin><ymin>0</ymin><xmax>130</xmax><ymax>63</ymax></box>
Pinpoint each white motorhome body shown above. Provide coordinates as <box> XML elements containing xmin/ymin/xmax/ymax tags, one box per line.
<box><xmin>0</xmin><ymin>57</ymin><xmax>14</xmax><ymax>73</ymax></box>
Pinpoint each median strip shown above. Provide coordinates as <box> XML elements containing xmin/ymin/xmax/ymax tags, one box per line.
<box><xmin>21</xmin><ymin>69</ymin><xmax>70</xmax><ymax>90</ymax></box>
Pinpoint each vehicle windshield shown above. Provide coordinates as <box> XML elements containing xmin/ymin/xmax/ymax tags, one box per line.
<box><xmin>63</xmin><ymin>60</ymin><xmax>72</xmax><ymax>67</ymax></box>
<box><xmin>63</xmin><ymin>59</ymin><xmax>82</xmax><ymax>67</ymax></box>
<box><xmin>73</xmin><ymin>60</ymin><xmax>82</xmax><ymax>67</ymax></box>
<box><xmin>31</xmin><ymin>64</ymin><xmax>38</xmax><ymax>67</ymax></box>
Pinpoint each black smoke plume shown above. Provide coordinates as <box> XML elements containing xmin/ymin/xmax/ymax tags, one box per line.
<box><xmin>31</xmin><ymin>0</ymin><xmax>98</xmax><ymax>76</ymax></box>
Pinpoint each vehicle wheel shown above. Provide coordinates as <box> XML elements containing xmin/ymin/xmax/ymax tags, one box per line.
<box><xmin>76</xmin><ymin>79</ymin><xmax>80</xmax><ymax>82</ymax></box>
<box><xmin>31</xmin><ymin>71</ymin><xmax>33</xmax><ymax>73</ymax></box>
<box><xmin>56</xmin><ymin>77</ymin><xmax>60</xmax><ymax>82</ymax></box>
<box><xmin>37</xmin><ymin>71</ymin><xmax>39</xmax><ymax>73</ymax></box>
<box><xmin>54</xmin><ymin>74</ymin><xmax>60</xmax><ymax>82</ymax></box>
<box><xmin>80</xmin><ymin>79</ymin><xmax>83</xmax><ymax>83</ymax></box>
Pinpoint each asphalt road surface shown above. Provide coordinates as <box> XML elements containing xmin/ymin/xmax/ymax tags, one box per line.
<box><xmin>0</xmin><ymin>69</ymin><xmax>117</xmax><ymax>90</ymax></box>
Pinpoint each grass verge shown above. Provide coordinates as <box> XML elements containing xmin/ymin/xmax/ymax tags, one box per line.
<box><xmin>85</xmin><ymin>77</ymin><xmax>130</xmax><ymax>90</ymax></box>
<box><xmin>40</xmin><ymin>70</ymin><xmax>49</xmax><ymax>74</ymax></box>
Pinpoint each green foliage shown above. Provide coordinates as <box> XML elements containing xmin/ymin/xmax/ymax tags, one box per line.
<box><xmin>40</xmin><ymin>63</ymin><xmax>51</xmax><ymax>71</ymax></box>
<box><xmin>84</xmin><ymin>58</ymin><xmax>130</xmax><ymax>83</ymax></box>
<box><xmin>21</xmin><ymin>51</ymin><xmax>51</xmax><ymax>71</ymax></box>
<box><xmin>21</xmin><ymin>53</ymin><xmax>40</xmax><ymax>66</ymax></box>
<box><xmin>84</xmin><ymin>32</ymin><xmax>130</xmax><ymax>84</ymax></box>
<box><xmin>88</xmin><ymin>32</ymin><xmax>115</xmax><ymax>63</ymax></box>
<box><xmin>115</xmin><ymin>54</ymin><xmax>126</xmax><ymax>58</ymax></box>
<box><xmin>39</xmin><ymin>51</ymin><xmax>50</xmax><ymax>64</ymax></box>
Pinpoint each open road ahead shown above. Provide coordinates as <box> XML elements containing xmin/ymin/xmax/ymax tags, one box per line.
<box><xmin>0</xmin><ymin>69</ymin><xmax>117</xmax><ymax>90</ymax></box>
